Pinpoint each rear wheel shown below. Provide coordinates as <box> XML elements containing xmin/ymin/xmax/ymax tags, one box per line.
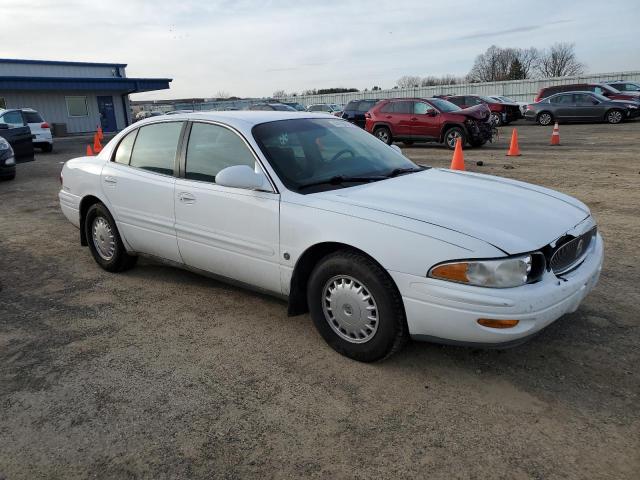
<box><xmin>373</xmin><ymin>126</ymin><xmax>392</xmax><ymax>145</ymax></box>
<box><xmin>444</xmin><ymin>126</ymin><xmax>466</xmax><ymax>150</ymax></box>
<box><xmin>307</xmin><ymin>250</ymin><xmax>408</xmax><ymax>362</ymax></box>
<box><xmin>85</xmin><ymin>203</ymin><xmax>137</xmax><ymax>272</ymax></box>
<box><xmin>537</xmin><ymin>111</ymin><xmax>553</xmax><ymax>126</ymax></box>
<box><xmin>41</xmin><ymin>143</ymin><xmax>53</xmax><ymax>153</ymax></box>
<box><xmin>490</xmin><ymin>112</ymin><xmax>502</xmax><ymax>126</ymax></box>
<box><xmin>606</xmin><ymin>109</ymin><xmax>624</xmax><ymax>124</ymax></box>
<box><xmin>469</xmin><ymin>139</ymin><xmax>487</xmax><ymax>148</ymax></box>
<box><xmin>402</xmin><ymin>141</ymin><xmax>414</xmax><ymax>146</ymax></box>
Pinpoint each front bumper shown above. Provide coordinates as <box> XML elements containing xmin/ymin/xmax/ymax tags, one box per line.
<box><xmin>390</xmin><ymin>234</ymin><xmax>604</xmax><ymax>347</ymax></box>
<box><xmin>0</xmin><ymin>151</ymin><xmax>16</xmax><ymax>177</ymax></box>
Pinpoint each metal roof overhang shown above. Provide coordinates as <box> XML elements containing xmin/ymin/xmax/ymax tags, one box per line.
<box><xmin>0</xmin><ymin>76</ymin><xmax>172</xmax><ymax>93</ymax></box>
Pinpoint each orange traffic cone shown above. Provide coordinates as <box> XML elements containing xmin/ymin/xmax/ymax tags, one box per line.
<box><xmin>550</xmin><ymin>122</ymin><xmax>560</xmax><ymax>146</ymax></box>
<box><xmin>450</xmin><ymin>138</ymin><xmax>465</xmax><ymax>171</ymax></box>
<box><xmin>506</xmin><ymin>129</ymin><xmax>521</xmax><ymax>156</ymax></box>
<box><xmin>97</xmin><ymin>125</ymin><xmax>104</xmax><ymax>141</ymax></box>
<box><xmin>86</xmin><ymin>145</ymin><xmax>94</xmax><ymax>156</ymax></box>
<box><xmin>93</xmin><ymin>133</ymin><xmax>103</xmax><ymax>154</ymax></box>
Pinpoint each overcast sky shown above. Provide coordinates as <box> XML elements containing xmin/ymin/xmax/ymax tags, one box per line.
<box><xmin>1</xmin><ymin>0</ymin><xmax>639</xmax><ymax>100</ymax></box>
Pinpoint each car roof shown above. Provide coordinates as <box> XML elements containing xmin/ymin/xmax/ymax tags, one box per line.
<box><xmin>134</xmin><ymin>110</ymin><xmax>334</xmax><ymax>129</ymax></box>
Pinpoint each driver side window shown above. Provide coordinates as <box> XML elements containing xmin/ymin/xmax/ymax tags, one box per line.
<box><xmin>185</xmin><ymin>123</ymin><xmax>256</xmax><ymax>183</ymax></box>
<box><xmin>414</xmin><ymin>102</ymin><xmax>433</xmax><ymax>115</ymax></box>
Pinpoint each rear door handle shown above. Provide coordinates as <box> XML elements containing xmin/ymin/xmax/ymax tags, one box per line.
<box><xmin>103</xmin><ymin>176</ymin><xmax>117</xmax><ymax>185</ymax></box>
<box><xmin>178</xmin><ymin>192</ymin><xmax>196</xmax><ymax>204</ymax></box>
<box><xmin>411</xmin><ymin>117</ymin><xmax>418</xmax><ymax>121</ymax></box>
<box><xmin>385</xmin><ymin>115</ymin><xmax>392</xmax><ymax>119</ymax></box>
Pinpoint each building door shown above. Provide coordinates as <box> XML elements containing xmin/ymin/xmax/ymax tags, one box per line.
<box><xmin>97</xmin><ymin>95</ymin><xmax>117</xmax><ymax>132</ymax></box>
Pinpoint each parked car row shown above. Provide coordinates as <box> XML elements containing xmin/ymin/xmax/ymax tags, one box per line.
<box><xmin>524</xmin><ymin>81</ymin><xmax>640</xmax><ymax>125</ymax></box>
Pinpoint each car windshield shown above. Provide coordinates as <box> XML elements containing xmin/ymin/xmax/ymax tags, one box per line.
<box><xmin>253</xmin><ymin>118</ymin><xmax>419</xmax><ymax>193</ymax></box>
<box><xmin>479</xmin><ymin>96</ymin><xmax>497</xmax><ymax>103</ymax></box>
<box><xmin>498</xmin><ymin>96</ymin><xmax>516</xmax><ymax>103</ymax></box>
<box><xmin>618</xmin><ymin>82</ymin><xmax>640</xmax><ymax>91</ymax></box>
<box><xmin>602</xmin><ymin>84</ymin><xmax>620</xmax><ymax>93</ymax></box>
<box><xmin>272</xmin><ymin>104</ymin><xmax>297</xmax><ymax>111</ymax></box>
<box><xmin>592</xmin><ymin>93</ymin><xmax>610</xmax><ymax>102</ymax></box>
<box><xmin>428</xmin><ymin>98</ymin><xmax>461</xmax><ymax>112</ymax></box>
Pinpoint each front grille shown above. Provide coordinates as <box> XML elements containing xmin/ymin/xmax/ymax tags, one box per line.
<box><xmin>549</xmin><ymin>227</ymin><xmax>597</xmax><ymax>274</ymax></box>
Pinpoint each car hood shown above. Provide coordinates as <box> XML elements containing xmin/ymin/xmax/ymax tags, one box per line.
<box><xmin>314</xmin><ymin>169</ymin><xmax>590</xmax><ymax>254</ymax></box>
<box><xmin>449</xmin><ymin>104</ymin><xmax>491</xmax><ymax>121</ymax></box>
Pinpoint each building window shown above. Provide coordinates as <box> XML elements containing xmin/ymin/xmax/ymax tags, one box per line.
<box><xmin>0</xmin><ymin>97</ymin><xmax>6</xmax><ymax>109</ymax></box>
<box><xmin>66</xmin><ymin>96</ymin><xmax>88</xmax><ymax>117</ymax></box>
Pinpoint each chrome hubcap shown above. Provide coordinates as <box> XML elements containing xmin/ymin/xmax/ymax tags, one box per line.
<box><xmin>540</xmin><ymin>113</ymin><xmax>551</xmax><ymax>125</ymax></box>
<box><xmin>446</xmin><ymin>131</ymin><xmax>461</xmax><ymax>148</ymax></box>
<box><xmin>92</xmin><ymin>216</ymin><xmax>116</xmax><ymax>261</ymax></box>
<box><xmin>376</xmin><ymin>130</ymin><xmax>389</xmax><ymax>143</ymax></box>
<box><xmin>322</xmin><ymin>275</ymin><xmax>379</xmax><ymax>344</ymax></box>
<box><xmin>609</xmin><ymin>111</ymin><xmax>622</xmax><ymax>123</ymax></box>
<box><xmin>490</xmin><ymin>113</ymin><xmax>500</xmax><ymax>125</ymax></box>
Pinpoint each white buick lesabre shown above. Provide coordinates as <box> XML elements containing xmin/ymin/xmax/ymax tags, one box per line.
<box><xmin>59</xmin><ymin>112</ymin><xmax>603</xmax><ymax>361</ymax></box>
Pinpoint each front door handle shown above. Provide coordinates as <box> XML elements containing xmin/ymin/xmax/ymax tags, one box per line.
<box><xmin>411</xmin><ymin>117</ymin><xmax>418</xmax><ymax>121</ymax></box>
<box><xmin>103</xmin><ymin>176</ymin><xmax>117</xmax><ymax>185</ymax></box>
<box><xmin>178</xmin><ymin>192</ymin><xmax>196</xmax><ymax>204</ymax></box>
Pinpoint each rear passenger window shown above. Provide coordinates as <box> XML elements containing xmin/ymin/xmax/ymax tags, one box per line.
<box><xmin>113</xmin><ymin>129</ymin><xmax>138</xmax><ymax>164</ymax></box>
<box><xmin>129</xmin><ymin>122</ymin><xmax>183</xmax><ymax>175</ymax></box>
<box><xmin>380</xmin><ymin>103</ymin><xmax>394</xmax><ymax>113</ymax></box>
<box><xmin>357</xmin><ymin>101</ymin><xmax>376</xmax><ymax>112</ymax></box>
<box><xmin>185</xmin><ymin>123</ymin><xmax>255</xmax><ymax>183</ymax></box>
<box><xmin>394</xmin><ymin>101</ymin><xmax>413</xmax><ymax>114</ymax></box>
<box><xmin>23</xmin><ymin>112</ymin><xmax>44</xmax><ymax>123</ymax></box>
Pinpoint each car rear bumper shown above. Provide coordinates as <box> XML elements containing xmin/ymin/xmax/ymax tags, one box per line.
<box><xmin>0</xmin><ymin>163</ymin><xmax>16</xmax><ymax>178</ymax></box>
<box><xmin>59</xmin><ymin>189</ymin><xmax>81</xmax><ymax>227</ymax></box>
<box><xmin>390</xmin><ymin>234</ymin><xmax>604</xmax><ymax>347</ymax></box>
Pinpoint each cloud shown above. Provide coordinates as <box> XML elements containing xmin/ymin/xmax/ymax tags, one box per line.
<box><xmin>0</xmin><ymin>1</ymin><xmax>637</xmax><ymax>100</ymax></box>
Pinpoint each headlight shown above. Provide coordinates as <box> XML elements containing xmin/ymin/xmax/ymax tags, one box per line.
<box><xmin>428</xmin><ymin>254</ymin><xmax>544</xmax><ymax>288</ymax></box>
<box><xmin>0</xmin><ymin>138</ymin><xmax>10</xmax><ymax>151</ymax></box>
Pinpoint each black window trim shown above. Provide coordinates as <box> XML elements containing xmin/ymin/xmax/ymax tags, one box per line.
<box><xmin>178</xmin><ymin>119</ymin><xmax>278</xmax><ymax>194</ymax></box>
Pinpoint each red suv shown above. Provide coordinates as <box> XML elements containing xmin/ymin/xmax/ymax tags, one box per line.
<box><xmin>441</xmin><ymin>95</ymin><xmax>522</xmax><ymax>126</ymax></box>
<box><xmin>534</xmin><ymin>83</ymin><xmax>640</xmax><ymax>103</ymax></box>
<box><xmin>365</xmin><ymin>98</ymin><xmax>494</xmax><ymax>149</ymax></box>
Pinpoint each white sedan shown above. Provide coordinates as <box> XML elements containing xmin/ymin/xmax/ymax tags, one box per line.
<box><xmin>59</xmin><ymin>111</ymin><xmax>603</xmax><ymax>361</ymax></box>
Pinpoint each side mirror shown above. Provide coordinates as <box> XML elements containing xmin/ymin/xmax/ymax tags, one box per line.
<box><xmin>426</xmin><ymin>110</ymin><xmax>437</xmax><ymax>117</ymax></box>
<box><xmin>0</xmin><ymin>124</ymin><xmax>9</xmax><ymax>130</ymax></box>
<box><xmin>216</xmin><ymin>165</ymin><xmax>271</xmax><ymax>191</ymax></box>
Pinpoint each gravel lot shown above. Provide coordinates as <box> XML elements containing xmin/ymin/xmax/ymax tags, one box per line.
<box><xmin>1</xmin><ymin>121</ymin><xmax>639</xmax><ymax>479</ymax></box>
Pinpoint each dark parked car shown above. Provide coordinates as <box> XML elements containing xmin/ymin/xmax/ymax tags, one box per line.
<box><xmin>248</xmin><ymin>103</ymin><xmax>297</xmax><ymax>112</ymax></box>
<box><xmin>605</xmin><ymin>81</ymin><xmax>640</xmax><ymax>93</ymax></box>
<box><xmin>0</xmin><ymin>135</ymin><xmax>16</xmax><ymax>180</ymax></box>
<box><xmin>523</xmin><ymin>92</ymin><xmax>638</xmax><ymax>125</ymax></box>
<box><xmin>365</xmin><ymin>97</ymin><xmax>494</xmax><ymax>149</ymax></box>
<box><xmin>282</xmin><ymin>102</ymin><xmax>306</xmax><ymax>111</ymax></box>
<box><xmin>340</xmin><ymin>99</ymin><xmax>379</xmax><ymax>128</ymax></box>
<box><xmin>442</xmin><ymin>95</ymin><xmax>522</xmax><ymax>126</ymax></box>
<box><xmin>534</xmin><ymin>83</ymin><xmax>640</xmax><ymax>103</ymax></box>
<box><xmin>0</xmin><ymin>109</ymin><xmax>34</xmax><ymax>158</ymax></box>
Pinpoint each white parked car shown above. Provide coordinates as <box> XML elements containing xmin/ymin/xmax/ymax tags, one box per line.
<box><xmin>307</xmin><ymin>103</ymin><xmax>343</xmax><ymax>115</ymax></box>
<box><xmin>59</xmin><ymin>112</ymin><xmax>603</xmax><ymax>361</ymax></box>
<box><xmin>21</xmin><ymin>108</ymin><xmax>53</xmax><ymax>152</ymax></box>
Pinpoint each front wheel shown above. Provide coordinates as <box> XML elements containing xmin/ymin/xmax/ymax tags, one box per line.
<box><xmin>444</xmin><ymin>126</ymin><xmax>466</xmax><ymax>150</ymax></box>
<box><xmin>469</xmin><ymin>139</ymin><xmax>487</xmax><ymax>148</ymax></box>
<box><xmin>606</xmin><ymin>109</ymin><xmax>624</xmax><ymax>124</ymax></box>
<box><xmin>85</xmin><ymin>203</ymin><xmax>137</xmax><ymax>272</ymax></box>
<box><xmin>490</xmin><ymin>112</ymin><xmax>502</xmax><ymax>126</ymax></box>
<box><xmin>373</xmin><ymin>126</ymin><xmax>392</xmax><ymax>145</ymax></box>
<box><xmin>307</xmin><ymin>250</ymin><xmax>408</xmax><ymax>362</ymax></box>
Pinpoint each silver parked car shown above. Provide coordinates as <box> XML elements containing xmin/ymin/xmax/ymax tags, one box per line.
<box><xmin>523</xmin><ymin>91</ymin><xmax>639</xmax><ymax>125</ymax></box>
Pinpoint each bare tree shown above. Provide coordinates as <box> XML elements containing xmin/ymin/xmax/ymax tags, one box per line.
<box><xmin>537</xmin><ymin>43</ymin><xmax>585</xmax><ymax>77</ymax></box>
<box><xmin>517</xmin><ymin>47</ymin><xmax>541</xmax><ymax>78</ymax></box>
<box><xmin>272</xmin><ymin>90</ymin><xmax>287</xmax><ymax>98</ymax></box>
<box><xmin>396</xmin><ymin>75</ymin><xmax>422</xmax><ymax>88</ymax></box>
<box><xmin>468</xmin><ymin>45</ymin><xmax>541</xmax><ymax>82</ymax></box>
<box><xmin>215</xmin><ymin>90</ymin><xmax>230</xmax><ymax>99</ymax></box>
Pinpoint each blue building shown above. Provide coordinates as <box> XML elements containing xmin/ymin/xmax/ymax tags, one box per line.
<box><xmin>0</xmin><ymin>58</ymin><xmax>171</xmax><ymax>134</ymax></box>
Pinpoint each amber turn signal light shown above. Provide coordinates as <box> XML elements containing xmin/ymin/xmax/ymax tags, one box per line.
<box><xmin>477</xmin><ymin>318</ymin><xmax>520</xmax><ymax>329</ymax></box>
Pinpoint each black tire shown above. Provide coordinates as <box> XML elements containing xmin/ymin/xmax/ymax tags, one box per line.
<box><xmin>605</xmin><ymin>109</ymin><xmax>624</xmax><ymax>124</ymax></box>
<box><xmin>41</xmin><ymin>143</ymin><xmax>53</xmax><ymax>153</ymax></box>
<box><xmin>443</xmin><ymin>126</ymin><xmax>466</xmax><ymax>150</ymax></box>
<box><xmin>85</xmin><ymin>203</ymin><xmax>137</xmax><ymax>272</ymax></box>
<box><xmin>490</xmin><ymin>112</ymin><xmax>502</xmax><ymax>126</ymax></box>
<box><xmin>1</xmin><ymin>174</ymin><xmax>16</xmax><ymax>181</ymax></box>
<box><xmin>537</xmin><ymin>111</ymin><xmax>553</xmax><ymax>126</ymax></box>
<box><xmin>307</xmin><ymin>250</ymin><xmax>408</xmax><ymax>362</ymax></box>
<box><xmin>402</xmin><ymin>141</ymin><xmax>414</xmax><ymax>146</ymax></box>
<box><xmin>373</xmin><ymin>126</ymin><xmax>393</xmax><ymax>145</ymax></box>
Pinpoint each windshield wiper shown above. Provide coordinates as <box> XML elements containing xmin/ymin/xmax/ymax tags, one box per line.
<box><xmin>386</xmin><ymin>166</ymin><xmax>426</xmax><ymax>177</ymax></box>
<box><xmin>297</xmin><ymin>175</ymin><xmax>387</xmax><ymax>191</ymax></box>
